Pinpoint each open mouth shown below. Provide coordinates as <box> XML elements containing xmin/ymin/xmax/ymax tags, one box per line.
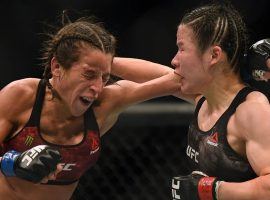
<box><xmin>80</xmin><ymin>96</ymin><xmax>93</xmax><ymax>106</ymax></box>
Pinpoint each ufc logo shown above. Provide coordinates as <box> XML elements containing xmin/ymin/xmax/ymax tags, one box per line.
<box><xmin>21</xmin><ymin>145</ymin><xmax>47</xmax><ymax>166</ymax></box>
<box><xmin>186</xmin><ymin>145</ymin><xmax>199</xmax><ymax>163</ymax></box>
<box><xmin>172</xmin><ymin>178</ymin><xmax>181</xmax><ymax>200</ymax></box>
<box><xmin>59</xmin><ymin>163</ymin><xmax>76</xmax><ymax>171</ymax></box>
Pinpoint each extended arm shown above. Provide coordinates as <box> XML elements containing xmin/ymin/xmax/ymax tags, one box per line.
<box><xmin>95</xmin><ymin>72</ymin><xmax>182</xmax><ymax>135</ymax></box>
<box><xmin>112</xmin><ymin>57</ymin><xmax>173</xmax><ymax>83</ymax></box>
<box><xmin>112</xmin><ymin>57</ymin><xmax>199</xmax><ymax>102</ymax></box>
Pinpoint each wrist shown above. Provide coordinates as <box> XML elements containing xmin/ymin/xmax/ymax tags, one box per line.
<box><xmin>214</xmin><ymin>181</ymin><xmax>224</xmax><ymax>200</ymax></box>
<box><xmin>198</xmin><ymin>177</ymin><xmax>220</xmax><ymax>200</ymax></box>
<box><xmin>1</xmin><ymin>150</ymin><xmax>20</xmax><ymax>177</ymax></box>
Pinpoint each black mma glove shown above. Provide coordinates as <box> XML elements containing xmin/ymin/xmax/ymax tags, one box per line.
<box><xmin>247</xmin><ymin>38</ymin><xmax>270</xmax><ymax>81</ymax></box>
<box><xmin>172</xmin><ymin>171</ymin><xmax>222</xmax><ymax>200</ymax></box>
<box><xmin>1</xmin><ymin>145</ymin><xmax>61</xmax><ymax>183</ymax></box>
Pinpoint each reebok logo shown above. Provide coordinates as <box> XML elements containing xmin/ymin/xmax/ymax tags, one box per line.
<box><xmin>88</xmin><ymin>131</ymin><xmax>100</xmax><ymax>155</ymax></box>
<box><xmin>207</xmin><ymin>132</ymin><xmax>218</xmax><ymax>147</ymax></box>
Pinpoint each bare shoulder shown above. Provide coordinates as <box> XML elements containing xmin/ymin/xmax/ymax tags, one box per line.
<box><xmin>1</xmin><ymin>78</ymin><xmax>40</xmax><ymax>100</ymax></box>
<box><xmin>236</xmin><ymin>91</ymin><xmax>269</xmax><ymax>115</ymax></box>
<box><xmin>246</xmin><ymin>90</ymin><xmax>269</xmax><ymax>104</ymax></box>
<box><xmin>234</xmin><ymin>91</ymin><xmax>270</xmax><ymax>139</ymax></box>
<box><xmin>101</xmin><ymin>81</ymin><xmax>124</xmax><ymax>97</ymax></box>
<box><xmin>99</xmin><ymin>79</ymin><xmax>159</xmax><ymax>109</ymax></box>
<box><xmin>92</xmin><ymin>82</ymin><xmax>125</xmax><ymax>135</ymax></box>
<box><xmin>95</xmin><ymin>81</ymin><xmax>128</xmax><ymax>113</ymax></box>
<box><xmin>0</xmin><ymin>78</ymin><xmax>40</xmax><ymax>120</ymax></box>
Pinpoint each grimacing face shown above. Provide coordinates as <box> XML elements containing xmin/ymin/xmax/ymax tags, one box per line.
<box><xmin>171</xmin><ymin>25</ymin><xmax>212</xmax><ymax>94</ymax></box>
<box><xmin>54</xmin><ymin>47</ymin><xmax>112</xmax><ymax>117</ymax></box>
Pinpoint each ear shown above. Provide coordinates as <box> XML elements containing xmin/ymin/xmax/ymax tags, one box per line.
<box><xmin>210</xmin><ymin>45</ymin><xmax>222</xmax><ymax>65</ymax></box>
<box><xmin>51</xmin><ymin>57</ymin><xmax>61</xmax><ymax>77</ymax></box>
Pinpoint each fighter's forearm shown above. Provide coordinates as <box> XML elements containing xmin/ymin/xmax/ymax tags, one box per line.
<box><xmin>218</xmin><ymin>175</ymin><xmax>270</xmax><ymax>200</ymax></box>
<box><xmin>112</xmin><ymin>57</ymin><xmax>173</xmax><ymax>83</ymax></box>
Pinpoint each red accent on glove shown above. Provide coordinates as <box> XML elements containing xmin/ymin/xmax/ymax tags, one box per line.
<box><xmin>198</xmin><ymin>177</ymin><xmax>216</xmax><ymax>200</ymax></box>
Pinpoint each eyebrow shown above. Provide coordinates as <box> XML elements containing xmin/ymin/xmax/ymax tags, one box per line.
<box><xmin>81</xmin><ymin>69</ymin><xmax>100</xmax><ymax>78</ymax></box>
<box><xmin>83</xmin><ymin>69</ymin><xmax>110</xmax><ymax>78</ymax></box>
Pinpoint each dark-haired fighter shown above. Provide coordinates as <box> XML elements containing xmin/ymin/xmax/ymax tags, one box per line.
<box><xmin>112</xmin><ymin>4</ymin><xmax>270</xmax><ymax>200</ymax></box>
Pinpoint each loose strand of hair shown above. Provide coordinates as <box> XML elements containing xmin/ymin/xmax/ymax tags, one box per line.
<box><xmin>62</xmin><ymin>10</ymin><xmax>72</xmax><ymax>26</ymax></box>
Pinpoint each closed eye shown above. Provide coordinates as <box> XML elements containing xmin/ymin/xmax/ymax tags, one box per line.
<box><xmin>82</xmin><ymin>73</ymin><xmax>96</xmax><ymax>80</ymax></box>
<box><xmin>102</xmin><ymin>74</ymin><xmax>110</xmax><ymax>84</ymax></box>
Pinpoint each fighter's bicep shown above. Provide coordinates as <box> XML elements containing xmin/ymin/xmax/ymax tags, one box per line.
<box><xmin>95</xmin><ymin>80</ymin><xmax>160</xmax><ymax>133</ymax></box>
<box><xmin>0</xmin><ymin>121</ymin><xmax>13</xmax><ymax>144</ymax></box>
<box><xmin>246</xmin><ymin>139</ymin><xmax>270</xmax><ymax>176</ymax></box>
<box><xmin>111</xmin><ymin>74</ymin><xmax>181</xmax><ymax>110</ymax></box>
<box><xmin>99</xmin><ymin>81</ymin><xmax>145</xmax><ymax>115</ymax></box>
<box><xmin>0</xmin><ymin>90</ymin><xmax>18</xmax><ymax>142</ymax></box>
<box><xmin>238</xmin><ymin>102</ymin><xmax>270</xmax><ymax>176</ymax></box>
<box><xmin>0</xmin><ymin>80</ymin><xmax>36</xmax><ymax>142</ymax></box>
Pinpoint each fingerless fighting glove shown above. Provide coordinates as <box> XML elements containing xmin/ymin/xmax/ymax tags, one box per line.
<box><xmin>172</xmin><ymin>171</ymin><xmax>222</xmax><ymax>200</ymax></box>
<box><xmin>1</xmin><ymin>145</ymin><xmax>61</xmax><ymax>183</ymax></box>
<box><xmin>247</xmin><ymin>38</ymin><xmax>270</xmax><ymax>81</ymax></box>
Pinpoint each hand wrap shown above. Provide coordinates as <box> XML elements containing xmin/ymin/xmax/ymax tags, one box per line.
<box><xmin>172</xmin><ymin>171</ymin><xmax>222</xmax><ymax>200</ymax></box>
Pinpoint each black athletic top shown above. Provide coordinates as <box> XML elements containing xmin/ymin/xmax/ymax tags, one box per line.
<box><xmin>186</xmin><ymin>87</ymin><xmax>257</xmax><ymax>182</ymax></box>
<box><xmin>2</xmin><ymin>79</ymin><xmax>101</xmax><ymax>185</ymax></box>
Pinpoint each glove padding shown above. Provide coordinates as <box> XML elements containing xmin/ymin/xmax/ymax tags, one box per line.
<box><xmin>172</xmin><ymin>171</ymin><xmax>221</xmax><ymax>200</ymax></box>
<box><xmin>247</xmin><ymin>38</ymin><xmax>270</xmax><ymax>81</ymax></box>
<box><xmin>1</xmin><ymin>145</ymin><xmax>61</xmax><ymax>183</ymax></box>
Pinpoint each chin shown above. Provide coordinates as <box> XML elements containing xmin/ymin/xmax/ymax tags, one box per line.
<box><xmin>71</xmin><ymin>107</ymin><xmax>87</xmax><ymax>117</ymax></box>
<box><xmin>181</xmin><ymin>86</ymin><xmax>191</xmax><ymax>94</ymax></box>
<box><xmin>71</xmin><ymin>101</ymin><xmax>92</xmax><ymax>117</ymax></box>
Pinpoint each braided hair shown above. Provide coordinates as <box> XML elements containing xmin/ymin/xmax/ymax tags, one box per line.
<box><xmin>40</xmin><ymin>12</ymin><xmax>116</xmax><ymax>94</ymax></box>
<box><xmin>181</xmin><ymin>3</ymin><xmax>248</xmax><ymax>74</ymax></box>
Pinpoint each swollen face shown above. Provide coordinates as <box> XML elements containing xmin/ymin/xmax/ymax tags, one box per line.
<box><xmin>171</xmin><ymin>25</ymin><xmax>211</xmax><ymax>94</ymax></box>
<box><xmin>58</xmin><ymin>48</ymin><xmax>112</xmax><ymax>117</ymax></box>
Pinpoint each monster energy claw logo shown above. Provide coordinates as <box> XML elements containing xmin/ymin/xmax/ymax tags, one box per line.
<box><xmin>25</xmin><ymin>135</ymin><xmax>34</xmax><ymax>146</ymax></box>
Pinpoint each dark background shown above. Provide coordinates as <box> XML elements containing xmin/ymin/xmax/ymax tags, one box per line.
<box><xmin>0</xmin><ymin>1</ymin><xmax>269</xmax><ymax>199</ymax></box>
<box><xmin>0</xmin><ymin>0</ymin><xmax>269</xmax><ymax>88</ymax></box>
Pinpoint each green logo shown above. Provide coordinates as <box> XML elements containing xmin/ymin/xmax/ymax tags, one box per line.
<box><xmin>25</xmin><ymin>135</ymin><xmax>34</xmax><ymax>146</ymax></box>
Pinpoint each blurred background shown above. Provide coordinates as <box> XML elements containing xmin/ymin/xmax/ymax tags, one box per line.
<box><xmin>0</xmin><ymin>0</ymin><xmax>269</xmax><ymax>199</ymax></box>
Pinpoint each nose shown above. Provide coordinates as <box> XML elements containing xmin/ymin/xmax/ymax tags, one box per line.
<box><xmin>171</xmin><ymin>53</ymin><xmax>178</xmax><ymax>69</ymax></box>
<box><xmin>89</xmin><ymin>77</ymin><xmax>103</xmax><ymax>99</ymax></box>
